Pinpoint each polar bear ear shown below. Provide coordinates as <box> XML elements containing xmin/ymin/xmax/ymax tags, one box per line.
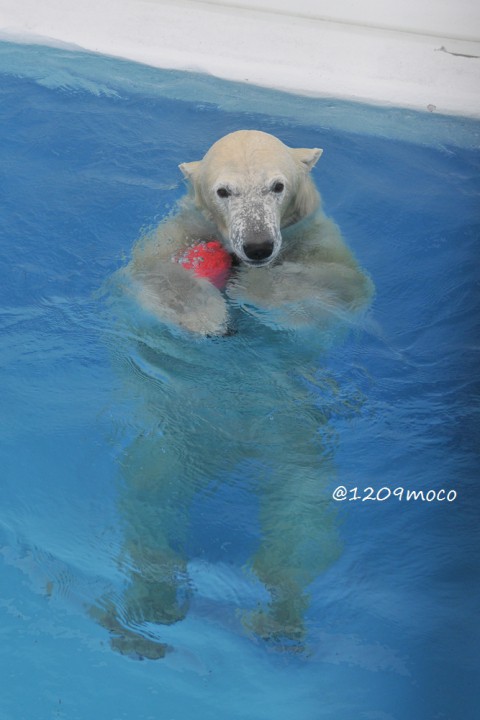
<box><xmin>291</xmin><ymin>147</ymin><xmax>323</xmax><ymax>171</ymax></box>
<box><xmin>179</xmin><ymin>160</ymin><xmax>201</xmax><ymax>179</ymax></box>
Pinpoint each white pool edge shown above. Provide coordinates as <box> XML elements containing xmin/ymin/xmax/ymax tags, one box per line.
<box><xmin>1</xmin><ymin>0</ymin><xmax>479</xmax><ymax>118</ymax></box>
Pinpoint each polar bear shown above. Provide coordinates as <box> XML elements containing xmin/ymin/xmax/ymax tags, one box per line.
<box><xmin>128</xmin><ymin>130</ymin><xmax>373</xmax><ymax>334</ymax></box>
<box><xmin>93</xmin><ymin>130</ymin><xmax>373</xmax><ymax>660</ymax></box>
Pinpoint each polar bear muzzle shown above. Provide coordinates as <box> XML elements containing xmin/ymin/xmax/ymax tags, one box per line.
<box><xmin>228</xmin><ymin>195</ymin><xmax>282</xmax><ymax>266</ymax></box>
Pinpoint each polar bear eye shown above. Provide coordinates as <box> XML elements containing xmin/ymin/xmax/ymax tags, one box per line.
<box><xmin>216</xmin><ymin>187</ymin><xmax>231</xmax><ymax>199</ymax></box>
<box><xmin>272</xmin><ymin>182</ymin><xmax>285</xmax><ymax>194</ymax></box>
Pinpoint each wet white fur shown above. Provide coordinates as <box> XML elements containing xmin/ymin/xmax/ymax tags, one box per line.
<box><xmin>129</xmin><ymin>130</ymin><xmax>373</xmax><ymax>335</ymax></box>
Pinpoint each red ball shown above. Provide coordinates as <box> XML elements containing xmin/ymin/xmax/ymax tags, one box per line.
<box><xmin>177</xmin><ymin>240</ymin><xmax>232</xmax><ymax>289</ymax></box>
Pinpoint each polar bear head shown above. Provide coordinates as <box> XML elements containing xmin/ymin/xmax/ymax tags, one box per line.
<box><xmin>179</xmin><ymin>130</ymin><xmax>322</xmax><ymax>267</ymax></box>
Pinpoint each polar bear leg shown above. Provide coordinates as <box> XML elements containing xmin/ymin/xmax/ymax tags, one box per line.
<box><xmin>228</xmin><ymin>260</ymin><xmax>373</xmax><ymax>329</ymax></box>
<box><xmin>90</xmin><ymin>432</ymin><xmax>196</xmax><ymax>657</ymax></box>
<box><xmin>246</xmin><ymin>459</ymin><xmax>341</xmax><ymax>645</ymax></box>
<box><xmin>117</xmin><ymin>432</ymin><xmax>195</xmax><ymax>624</ymax></box>
<box><xmin>133</xmin><ymin>262</ymin><xmax>230</xmax><ymax>336</ymax></box>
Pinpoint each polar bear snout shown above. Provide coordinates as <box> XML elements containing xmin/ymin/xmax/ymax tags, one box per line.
<box><xmin>228</xmin><ymin>199</ymin><xmax>282</xmax><ymax>266</ymax></box>
<box><xmin>233</xmin><ymin>226</ymin><xmax>281</xmax><ymax>267</ymax></box>
<box><xmin>242</xmin><ymin>239</ymin><xmax>275</xmax><ymax>263</ymax></box>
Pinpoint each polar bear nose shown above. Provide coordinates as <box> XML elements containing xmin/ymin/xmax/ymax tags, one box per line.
<box><xmin>242</xmin><ymin>241</ymin><xmax>274</xmax><ymax>262</ymax></box>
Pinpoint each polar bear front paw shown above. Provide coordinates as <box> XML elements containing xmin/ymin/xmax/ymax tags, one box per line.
<box><xmin>173</xmin><ymin>291</ymin><xmax>230</xmax><ymax>336</ymax></box>
<box><xmin>134</xmin><ymin>263</ymin><xmax>230</xmax><ymax>336</ymax></box>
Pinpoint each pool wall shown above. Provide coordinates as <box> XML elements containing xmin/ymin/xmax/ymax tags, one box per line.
<box><xmin>1</xmin><ymin>0</ymin><xmax>479</xmax><ymax>117</ymax></box>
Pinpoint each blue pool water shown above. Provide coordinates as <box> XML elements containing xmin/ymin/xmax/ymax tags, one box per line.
<box><xmin>1</xmin><ymin>42</ymin><xmax>479</xmax><ymax>720</ymax></box>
